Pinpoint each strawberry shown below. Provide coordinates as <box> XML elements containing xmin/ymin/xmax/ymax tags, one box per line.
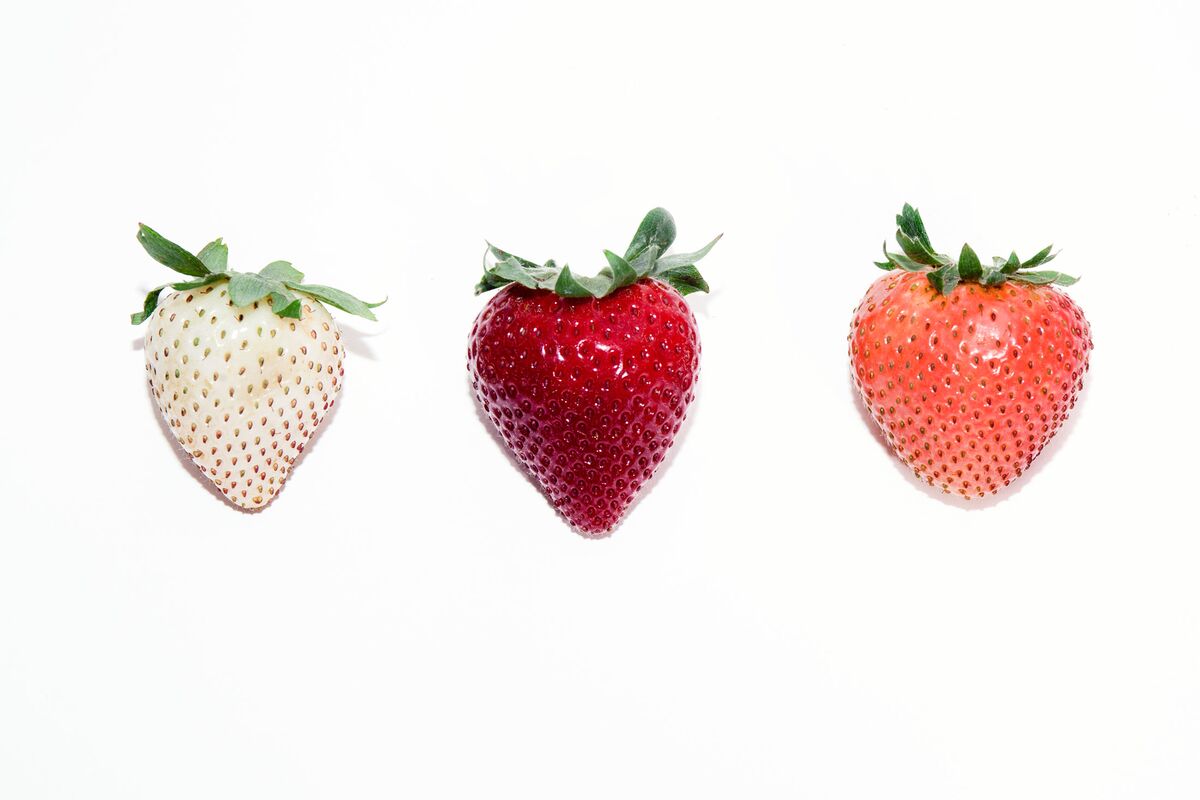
<box><xmin>468</xmin><ymin>209</ymin><xmax>720</xmax><ymax>536</ymax></box>
<box><xmin>131</xmin><ymin>225</ymin><xmax>382</xmax><ymax>509</ymax></box>
<box><xmin>849</xmin><ymin>204</ymin><xmax>1092</xmax><ymax>499</ymax></box>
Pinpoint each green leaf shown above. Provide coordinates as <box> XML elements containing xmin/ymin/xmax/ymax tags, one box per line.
<box><xmin>876</xmin><ymin>244</ymin><xmax>898</xmax><ymax>270</ymax></box>
<box><xmin>288</xmin><ymin>283</ymin><xmax>381</xmax><ymax>320</ymax></box>
<box><xmin>475</xmin><ymin>243</ymin><xmax>561</xmax><ymax>294</ymax></box>
<box><xmin>269</xmin><ymin>286</ymin><xmax>303</xmax><ymax>318</ymax></box>
<box><xmin>628</xmin><ymin>243</ymin><xmax>660</xmax><ymax>277</ymax></box>
<box><xmin>980</xmin><ymin>268</ymin><xmax>1008</xmax><ymax>287</ymax></box>
<box><xmin>927</xmin><ymin>263</ymin><xmax>961</xmax><ymax>295</ymax></box>
<box><xmin>958</xmin><ymin>243</ymin><xmax>983</xmax><ymax>281</ymax></box>
<box><xmin>878</xmin><ymin>206</ymin><xmax>1077</xmax><ymax>293</ymax></box>
<box><xmin>475</xmin><ymin>271</ymin><xmax>510</xmax><ymax>294</ymax></box>
<box><xmin>260</xmin><ymin>260</ymin><xmax>305</xmax><ymax>283</ymax></box>
<box><xmin>1022</xmin><ymin>245</ymin><xmax>1056</xmax><ymax>268</ymax></box>
<box><xmin>486</xmin><ymin>242</ymin><xmax>541</xmax><ymax>270</ymax></box>
<box><xmin>197</xmin><ymin>239</ymin><xmax>228</xmax><ymax>273</ymax></box>
<box><xmin>896</xmin><ymin>203</ymin><xmax>934</xmax><ymax>251</ymax></box>
<box><xmin>552</xmin><ymin>265</ymin><xmax>608</xmax><ymax>298</ymax></box>
<box><xmin>134</xmin><ymin>225</ymin><xmax>381</xmax><ymax>322</ymax></box>
<box><xmin>131</xmin><ymin>275</ymin><xmax>228</xmax><ymax>324</ymax></box>
<box><xmin>602</xmin><ymin>250</ymin><xmax>638</xmax><ymax>290</ymax></box>
<box><xmin>1009</xmin><ymin>271</ymin><xmax>1057</xmax><ymax>285</ymax></box>
<box><xmin>227</xmin><ymin>272</ymin><xmax>274</xmax><ymax>306</ymax></box>
<box><xmin>137</xmin><ymin>224</ymin><xmax>210</xmax><ymax>277</ymax></box>
<box><xmin>131</xmin><ymin>285</ymin><xmax>168</xmax><ymax>324</ymax></box>
<box><xmin>489</xmin><ymin>256</ymin><xmax>540</xmax><ymax>289</ymax></box>
<box><xmin>654</xmin><ymin>233</ymin><xmax>724</xmax><ymax>270</ymax></box>
<box><xmin>624</xmin><ymin>208</ymin><xmax>677</xmax><ymax>262</ymax></box>
<box><xmin>884</xmin><ymin>249</ymin><xmax>929</xmax><ymax>272</ymax></box>
<box><xmin>896</xmin><ymin>229</ymin><xmax>945</xmax><ymax>267</ymax></box>
<box><xmin>1001</xmin><ymin>250</ymin><xmax>1022</xmax><ymax>274</ymax></box>
<box><xmin>170</xmin><ymin>274</ymin><xmax>226</xmax><ymax>291</ymax></box>
<box><xmin>474</xmin><ymin>252</ymin><xmax>561</xmax><ymax>294</ymax></box>
<box><xmin>274</xmin><ymin>299</ymin><xmax>303</xmax><ymax>318</ymax></box>
<box><xmin>1010</xmin><ymin>270</ymin><xmax>1079</xmax><ymax>287</ymax></box>
<box><xmin>476</xmin><ymin>208</ymin><xmax>716</xmax><ymax>301</ymax></box>
<box><xmin>658</xmin><ymin>264</ymin><xmax>710</xmax><ymax>296</ymax></box>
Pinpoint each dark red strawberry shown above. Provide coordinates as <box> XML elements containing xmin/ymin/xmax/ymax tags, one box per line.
<box><xmin>468</xmin><ymin>209</ymin><xmax>720</xmax><ymax>536</ymax></box>
<box><xmin>850</xmin><ymin>204</ymin><xmax>1092</xmax><ymax>498</ymax></box>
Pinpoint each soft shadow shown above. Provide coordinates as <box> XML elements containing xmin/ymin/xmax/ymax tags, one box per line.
<box><xmin>285</xmin><ymin>390</ymin><xmax>343</xmax><ymax>485</ymax></box>
<box><xmin>848</xmin><ymin>371</ymin><xmax>1091</xmax><ymax>510</ymax></box>
<box><xmin>467</xmin><ymin>374</ymin><xmax>565</xmax><ymax>526</ymax></box>
<box><xmin>339</xmin><ymin>324</ymin><xmax>381</xmax><ymax>361</ymax></box>
<box><xmin>685</xmin><ymin>288</ymin><xmax>717</xmax><ymax>318</ymax></box>
<box><xmin>142</xmin><ymin>383</ymin><xmax>246</xmax><ymax>511</ymax></box>
<box><xmin>620</xmin><ymin>395</ymin><xmax>700</xmax><ymax>526</ymax></box>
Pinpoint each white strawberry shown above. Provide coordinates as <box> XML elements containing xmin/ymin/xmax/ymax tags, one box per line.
<box><xmin>132</xmin><ymin>225</ymin><xmax>382</xmax><ymax>509</ymax></box>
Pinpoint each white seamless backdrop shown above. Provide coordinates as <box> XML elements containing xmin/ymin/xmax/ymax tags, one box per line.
<box><xmin>1</xmin><ymin>1</ymin><xmax>1198</xmax><ymax>798</ymax></box>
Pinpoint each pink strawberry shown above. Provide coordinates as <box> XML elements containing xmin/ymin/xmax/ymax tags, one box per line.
<box><xmin>850</xmin><ymin>204</ymin><xmax>1092</xmax><ymax>498</ymax></box>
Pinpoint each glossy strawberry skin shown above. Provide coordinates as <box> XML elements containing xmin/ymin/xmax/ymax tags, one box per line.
<box><xmin>849</xmin><ymin>271</ymin><xmax>1092</xmax><ymax>498</ymax></box>
<box><xmin>468</xmin><ymin>279</ymin><xmax>700</xmax><ymax>535</ymax></box>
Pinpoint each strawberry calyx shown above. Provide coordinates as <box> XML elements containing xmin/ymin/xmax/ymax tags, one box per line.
<box><xmin>875</xmin><ymin>204</ymin><xmax>1079</xmax><ymax>295</ymax></box>
<box><xmin>130</xmin><ymin>224</ymin><xmax>384</xmax><ymax>324</ymax></box>
<box><xmin>475</xmin><ymin>208</ymin><xmax>721</xmax><ymax>299</ymax></box>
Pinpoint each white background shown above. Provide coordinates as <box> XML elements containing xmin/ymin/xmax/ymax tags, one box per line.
<box><xmin>2</xmin><ymin>1</ymin><xmax>1198</xmax><ymax>797</ymax></box>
